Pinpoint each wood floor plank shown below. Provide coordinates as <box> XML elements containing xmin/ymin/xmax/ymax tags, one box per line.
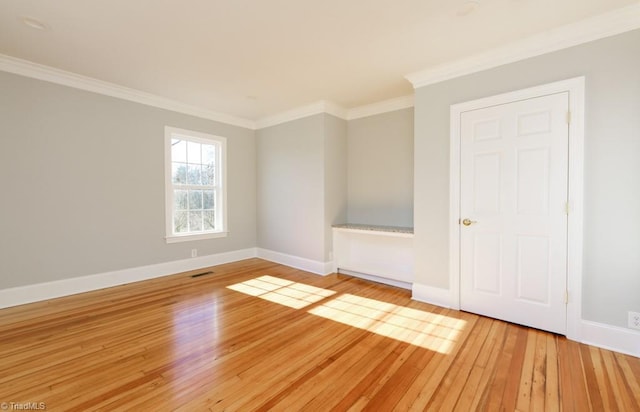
<box><xmin>395</xmin><ymin>313</ymin><xmax>479</xmax><ymax>411</ymax></box>
<box><xmin>557</xmin><ymin>337</ymin><xmax>578</xmax><ymax>412</ymax></box>
<box><xmin>427</xmin><ymin>316</ymin><xmax>493</xmax><ymax>411</ymax></box>
<box><xmin>0</xmin><ymin>258</ymin><xmax>638</xmax><ymax>411</ymax></box>
<box><xmin>500</xmin><ymin>326</ymin><xmax>529</xmax><ymax>411</ymax></box>
<box><xmin>329</xmin><ymin>339</ymin><xmax>413</xmax><ymax>411</ymax></box>
<box><xmin>581</xmin><ymin>345</ymin><xmax>606</xmax><ymax>412</ymax></box>
<box><xmin>480</xmin><ymin>321</ymin><xmax>519</xmax><ymax>411</ymax></box>
<box><xmin>601</xmin><ymin>347</ymin><xmax>638</xmax><ymax>411</ymax></box>
<box><xmin>567</xmin><ymin>340</ymin><xmax>592</xmax><ymax>411</ymax></box>
<box><xmin>458</xmin><ymin>321</ymin><xmax>507</xmax><ymax>411</ymax></box>
<box><xmin>614</xmin><ymin>352</ymin><xmax>640</xmax><ymax>409</ymax></box>
<box><xmin>544</xmin><ymin>334</ymin><xmax>560</xmax><ymax>412</ymax></box>
<box><xmin>515</xmin><ymin>328</ymin><xmax>538</xmax><ymax>412</ymax></box>
<box><xmin>530</xmin><ymin>330</ymin><xmax>548</xmax><ymax>412</ymax></box>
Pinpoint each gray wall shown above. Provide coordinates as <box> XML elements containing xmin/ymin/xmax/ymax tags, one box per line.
<box><xmin>0</xmin><ymin>71</ymin><xmax>257</xmax><ymax>289</ymax></box>
<box><xmin>256</xmin><ymin>114</ymin><xmax>348</xmax><ymax>264</ymax></box>
<box><xmin>414</xmin><ymin>29</ymin><xmax>640</xmax><ymax>328</ymax></box>
<box><xmin>347</xmin><ymin>108</ymin><xmax>414</xmax><ymax>227</ymax></box>
<box><xmin>257</xmin><ymin>115</ymin><xmax>326</xmax><ymax>262</ymax></box>
<box><xmin>324</xmin><ymin>115</ymin><xmax>348</xmax><ymax>260</ymax></box>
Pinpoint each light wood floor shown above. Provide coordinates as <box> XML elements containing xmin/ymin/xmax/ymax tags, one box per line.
<box><xmin>1</xmin><ymin>259</ymin><xmax>638</xmax><ymax>411</ymax></box>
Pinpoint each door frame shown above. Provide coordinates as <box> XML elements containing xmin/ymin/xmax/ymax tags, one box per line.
<box><xmin>449</xmin><ymin>77</ymin><xmax>585</xmax><ymax>340</ymax></box>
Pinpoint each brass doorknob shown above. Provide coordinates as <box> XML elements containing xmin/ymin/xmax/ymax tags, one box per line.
<box><xmin>462</xmin><ymin>218</ymin><xmax>477</xmax><ymax>226</ymax></box>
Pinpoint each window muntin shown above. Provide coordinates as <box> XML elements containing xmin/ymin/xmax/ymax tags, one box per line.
<box><xmin>165</xmin><ymin>127</ymin><xmax>226</xmax><ymax>242</ymax></box>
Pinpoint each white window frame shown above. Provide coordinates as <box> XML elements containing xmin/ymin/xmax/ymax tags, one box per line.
<box><xmin>164</xmin><ymin>126</ymin><xmax>228</xmax><ymax>243</ymax></box>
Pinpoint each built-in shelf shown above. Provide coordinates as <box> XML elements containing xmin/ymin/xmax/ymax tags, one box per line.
<box><xmin>332</xmin><ymin>223</ymin><xmax>413</xmax><ymax>236</ymax></box>
<box><xmin>332</xmin><ymin>224</ymin><xmax>414</xmax><ymax>289</ymax></box>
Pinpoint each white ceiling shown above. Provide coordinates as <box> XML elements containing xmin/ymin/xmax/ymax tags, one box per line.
<box><xmin>0</xmin><ymin>0</ymin><xmax>637</xmax><ymax>123</ymax></box>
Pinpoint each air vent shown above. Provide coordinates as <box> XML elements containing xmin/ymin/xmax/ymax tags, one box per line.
<box><xmin>191</xmin><ymin>271</ymin><xmax>214</xmax><ymax>278</ymax></box>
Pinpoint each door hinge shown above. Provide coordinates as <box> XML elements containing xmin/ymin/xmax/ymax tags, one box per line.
<box><xmin>564</xmin><ymin>290</ymin><xmax>569</xmax><ymax>304</ymax></box>
<box><xmin>566</xmin><ymin>111</ymin><xmax>572</xmax><ymax>125</ymax></box>
<box><xmin>565</xmin><ymin>201</ymin><xmax>570</xmax><ymax>215</ymax></box>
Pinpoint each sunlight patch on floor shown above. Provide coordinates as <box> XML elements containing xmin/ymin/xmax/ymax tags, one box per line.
<box><xmin>227</xmin><ymin>275</ymin><xmax>336</xmax><ymax>309</ymax></box>
<box><xmin>227</xmin><ymin>276</ymin><xmax>465</xmax><ymax>353</ymax></box>
<box><xmin>308</xmin><ymin>293</ymin><xmax>466</xmax><ymax>354</ymax></box>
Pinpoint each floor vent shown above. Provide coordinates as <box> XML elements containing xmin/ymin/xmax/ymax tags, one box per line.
<box><xmin>191</xmin><ymin>271</ymin><xmax>214</xmax><ymax>278</ymax></box>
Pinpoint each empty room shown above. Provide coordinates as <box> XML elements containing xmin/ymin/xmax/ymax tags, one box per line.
<box><xmin>1</xmin><ymin>1</ymin><xmax>639</xmax><ymax>410</ymax></box>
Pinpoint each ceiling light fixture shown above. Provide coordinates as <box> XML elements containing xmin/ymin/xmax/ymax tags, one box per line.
<box><xmin>456</xmin><ymin>0</ymin><xmax>480</xmax><ymax>17</ymax></box>
<box><xmin>20</xmin><ymin>16</ymin><xmax>50</xmax><ymax>31</ymax></box>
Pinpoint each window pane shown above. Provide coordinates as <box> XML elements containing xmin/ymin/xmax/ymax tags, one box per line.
<box><xmin>167</xmin><ymin>129</ymin><xmax>225</xmax><ymax>238</ymax></box>
<box><xmin>189</xmin><ymin>190</ymin><xmax>203</xmax><ymax>210</ymax></box>
<box><xmin>189</xmin><ymin>211</ymin><xmax>203</xmax><ymax>231</ymax></box>
<box><xmin>187</xmin><ymin>164</ymin><xmax>202</xmax><ymax>185</ymax></box>
<box><xmin>172</xmin><ymin>163</ymin><xmax>187</xmax><ymax>184</ymax></box>
<box><xmin>203</xmin><ymin>190</ymin><xmax>215</xmax><ymax>210</ymax></box>
<box><xmin>203</xmin><ymin>144</ymin><xmax>216</xmax><ymax>165</ymax></box>
<box><xmin>203</xmin><ymin>210</ymin><xmax>216</xmax><ymax>230</ymax></box>
<box><xmin>172</xmin><ymin>139</ymin><xmax>187</xmax><ymax>163</ymax></box>
<box><xmin>174</xmin><ymin>211</ymin><xmax>188</xmax><ymax>233</ymax></box>
<box><xmin>174</xmin><ymin>190</ymin><xmax>188</xmax><ymax>210</ymax></box>
<box><xmin>187</xmin><ymin>141</ymin><xmax>201</xmax><ymax>164</ymax></box>
<box><xmin>202</xmin><ymin>163</ymin><xmax>215</xmax><ymax>185</ymax></box>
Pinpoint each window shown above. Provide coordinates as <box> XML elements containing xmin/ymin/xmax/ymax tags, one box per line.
<box><xmin>165</xmin><ymin>126</ymin><xmax>227</xmax><ymax>242</ymax></box>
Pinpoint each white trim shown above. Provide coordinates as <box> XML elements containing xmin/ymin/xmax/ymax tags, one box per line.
<box><xmin>449</xmin><ymin>101</ymin><xmax>462</xmax><ymax>311</ymax></box>
<box><xmin>0</xmin><ymin>248</ymin><xmax>257</xmax><ymax>309</ymax></box>
<box><xmin>347</xmin><ymin>95</ymin><xmax>414</xmax><ymax>120</ymax></box>
<box><xmin>165</xmin><ymin>231</ymin><xmax>228</xmax><ymax>243</ymax></box>
<box><xmin>338</xmin><ymin>269</ymin><xmax>411</xmax><ymax>290</ymax></box>
<box><xmin>565</xmin><ymin>80</ymin><xmax>585</xmax><ymax>341</ymax></box>
<box><xmin>323</xmin><ymin>260</ymin><xmax>336</xmax><ymax>275</ymax></box>
<box><xmin>164</xmin><ymin>126</ymin><xmax>228</xmax><ymax>241</ymax></box>
<box><xmin>411</xmin><ymin>283</ymin><xmax>453</xmax><ymax>308</ymax></box>
<box><xmin>255</xmin><ymin>100</ymin><xmax>348</xmax><ymax>129</ymax></box>
<box><xmin>406</xmin><ymin>3</ymin><xmax>640</xmax><ymax>89</ymax></box>
<box><xmin>580</xmin><ymin>320</ymin><xmax>640</xmax><ymax>358</ymax></box>
<box><xmin>0</xmin><ymin>52</ymin><xmax>415</xmax><ymax>131</ymax></box>
<box><xmin>256</xmin><ymin>248</ymin><xmax>332</xmax><ymax>276</ymax></box>
<box><xmin>449</xmin><ymin>77</ymin><xmax>585</xmax><ymax>340</ymax></box>
<box><xmin>255</xmin><ymin>96</ymin><xmax>415</xmax><ymax>129</ymax></box>
<box><xmin>324</xmin><ymin>101</ymin><xmax>349</xmax><ymax>120</ymax></box>
<box><xmin>332</xmin><ymin>227</ymin><xmax>414</xmax><ymax>239</ymax></box>
<box><xmin>0</xmin><ymin>54</ymin><xmax>255</xmax><ymax>130</ymax></box>
<box><xmin>5</xmin><ymin>5</ymin><xmax>638</xmax><ymax>134</ymax></box>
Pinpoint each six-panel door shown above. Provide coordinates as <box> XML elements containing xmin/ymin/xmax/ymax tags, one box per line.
<box><xmin>459</xmin><ymin>92</ymin><xmax>569</xmax><ymax>334</ymax></box>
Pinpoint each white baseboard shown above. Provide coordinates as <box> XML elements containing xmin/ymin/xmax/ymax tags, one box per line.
<box><xmin>337</xmin><ymin>269</ymin><xmax>412</xmax><ymax>290</ymax></box>
<box><xmin>411</xmin><ymin>283</ymin><xmax>454</xmax><ymax>308</ymax></box>
<box><xmin>410</xmin><ymin>283</ymin><xmax>639</xmax><ymax>357</ymax></box>
<box><xmin>580</xmin><ymin>320</ymin><xmax>640</xmax><ymax>358</ymax></box>
<box><xmin>256</xmin><ymin>248</ymin><xmax>332</xmax><ymax>276</ymax></box>
<box><xmin>324</xmin><ymin>260</ymin><xmax>336</xmax><ymax>275</ymax></box>
<box><xmin>5</xmin><ymin>250</ymin><xmax>637</xmax><ymax>359</ymax></box>
<box><xmin>0</xmin><ymin>248</ymin><xmax>257</xmax><ymax>309</ymax></box>
<box><xmin>409</xmin><ymin>284</ymin><xmax>638</xmax><ymax>357</ymax></box>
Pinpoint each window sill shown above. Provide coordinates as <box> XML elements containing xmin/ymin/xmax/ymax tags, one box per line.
<box><xmin>165</xmin><ymin>231</ymin><xmax>228</xmax><ymax>243</ymax></box>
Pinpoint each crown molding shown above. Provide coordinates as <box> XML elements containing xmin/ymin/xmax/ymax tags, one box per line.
<box><xmin>255</xmin><ymin>96</ymin><xmax>415</xmax><ymax>128</ymax></box>
<box><xmin>3</xmin><ymin>4</ymin><xmax>638</xmax><ymax>131</ymax></box>
<box><xmin>0</xmin><ymin>51</ymin><xmax>410</xmax><ymax>130</ymax></box>
<box><xmin>347</xmin><ymin>95</ymin><xmax>414</xmax><ymax>120</ymax></box>
<box><xmin>324</xmin><ymin>100</ymin><xmax>349</xmax><ymax>120</ymax></box>
<box><xmin>406</xmin><ymin>3</ymin><xmax>640</xmax><ymax>89</ymax></box>
<box><xmin>0</xmin><ymin>54</ymin><xmax>256</xmax><ymax>130</ymax></box>
<box><xmin>255</xmin><ymin>100</ymin><xmax>348</xmax><ymax>129</ymax></box>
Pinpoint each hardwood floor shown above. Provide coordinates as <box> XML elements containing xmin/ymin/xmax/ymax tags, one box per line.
<box><xmin>0</xmin><ymin>259</ymin><xmax>638</xmax><ymax>411</ymax></box>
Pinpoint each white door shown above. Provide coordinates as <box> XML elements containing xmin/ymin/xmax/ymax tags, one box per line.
<box><xmin>459</xmin><ymin>92</ymin><xmax>569</xmax><ymax>334</ymax></box>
